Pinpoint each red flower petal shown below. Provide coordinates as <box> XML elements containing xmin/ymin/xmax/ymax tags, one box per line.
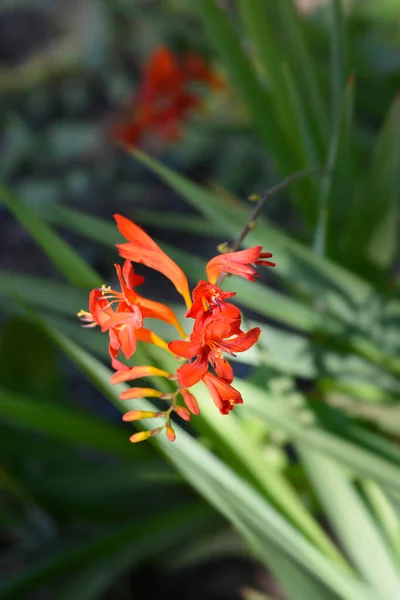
<box><xmin>115</xmin><ymin>214</ymin><xmax>191</xmax><ymax>308</ymax></box>
<box><xmin>202</xmin><ymin>372</ymin><xmax>242</xmax><ymax>415</ymax></box>
<box><xmin>176</xmin><ymin>353</ymin><xmax>208</xmax><ymax>388</ymax></box>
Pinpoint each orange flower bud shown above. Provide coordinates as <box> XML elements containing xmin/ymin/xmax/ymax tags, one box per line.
<box><xmin>129</xmin><ymin>427</ymin><xmax>161</xmax><ymax>443</ymax></box>
<box><xmin>175</xmin><ymin>406</ymin><xmax>191</xmax><ymax>421</ymax></box>
<box><xmin>181</xmin><ymin>389</ymin><xmax>200</xmax><ymax>415</ymax></box>
<box><xmin>166</xmin><ymin>425</ymin><xmax>176</xmax><ymax>442</ymax></box>
<box><xmin>122</xmin><ymin>410</ymin><xmax>159</xmax><ymax>422</ymax></box>
<box><xmin>119</xmin><ymin>387</ymin><xmax>163</xmax><ymax>401</ymax></box>
<box><xmin>111</xmin><ymin>366</ymin><xmax>170</xmax><ymax>385</ymax></box>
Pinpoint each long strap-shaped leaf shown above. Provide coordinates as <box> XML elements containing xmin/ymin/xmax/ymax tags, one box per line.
<box><xmin>35</xmin><ymin>321</ymin><xmax>379</xmax><ymax>600</ymax></box>
<box><xmin>299</xmin><ymin>449</ymin><xmax>400</xmax><ymax>598</ymax></box>
<box><xmin>0</xmin><ymin>182</ymin><xmax>100</xmax><ymax>288</ymax></box>
<box><xmin>238</xmin><ymin>380</ymin><xmax>400</xmax><ymax>494</ymax></box>
<box><xmin>0</xmin><ymin>505</ymin><xmax>209</xmax><ymax>599</ymax></box>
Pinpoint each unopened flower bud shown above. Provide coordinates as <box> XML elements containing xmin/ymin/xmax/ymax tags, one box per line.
<box><xmin>175</xmin><ymin>406</ymin><xmax>191</xmax><ymax>421</ymax></box>
<box><xmin>129</xmin><ymin>428</ymin><xmax>161</xmax><ymax>443</ymax></box>
<box><xmin>181</xmin><ymin>389</ymin><xmax>200</xmax><ymax>415</ymax></box>
<box><xmin>122</xmin><ymin>410</ymin><xmax>159</xmax><ymax>422</ymax></box>
<box><xmin>166</xmin><ymin>425</ymin><xmax>176</xmax><ymax>442</ymax></box>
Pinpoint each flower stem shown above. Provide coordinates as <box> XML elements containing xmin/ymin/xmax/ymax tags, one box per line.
<box><xmin>217</xmin><ymin>165</ymin><xmax>327</xmax><ymax>286</ymax></box>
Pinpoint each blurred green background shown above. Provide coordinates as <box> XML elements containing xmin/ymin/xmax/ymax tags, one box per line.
<box><xmin>1</xmin><ymin>1</ymin><xmax>400</xmax><ymax>599</ymax></box>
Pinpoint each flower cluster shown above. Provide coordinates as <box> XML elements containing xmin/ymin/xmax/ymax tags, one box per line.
<box><xmin>78</xmin><ymin>215</ymin><xmax>275</xmax><ymax>442</ymax></box>
<box><xmin>112</xmin><ymin>46</ymin><xmax>224</xmax><ymax>148</ymax></box>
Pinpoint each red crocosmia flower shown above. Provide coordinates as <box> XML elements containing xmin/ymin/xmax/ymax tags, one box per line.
<box><xmin>115</xmin><ymin>214</ymin><xmax>192</xmax><ymax>309</ymax></box>
<box><xmin>185</xmin><ymin>280</ymin><xmax>236</xmax><ymax>321</ymax></box>
<box><xmin>170</xmin><ymin>312</ymin><xmax>261</xmax><ymax>388</ymax></box>
<box><xmin>78</xmin><ymin>264</ymin><xmax>170</xmax><ymax>369</ymax></box>
<box><xmin>202</xmin><ymin>372</ymin><xmax>243</xmax><ymax>415</ymax></box>
<box><xmin>78</xmin><ymin>288</ymin><xmax>143</xmax><ymax>369</ymax></box>
<box><xmin>206</xmin><ymin>246</ymin><xmax>275</xmax><ymax>284</ymax></box>
<box><xmin>79</xmin><ymin>213</ymin><xmax>275</xmax><ymax>443</ymax></box>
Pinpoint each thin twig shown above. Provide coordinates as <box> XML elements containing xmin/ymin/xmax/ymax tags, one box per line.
<box><xmin>216</xmin><ymin>165</ymin><xmax>327</xmax><ymax>286</ymax></box>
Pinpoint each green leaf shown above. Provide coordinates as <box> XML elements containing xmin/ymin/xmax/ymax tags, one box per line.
<box><xmin>0</xmin><ymin>182</ymin><xmax>100</xmax><ymax>288</ymax></box>
<box><xmin>0</xmin><ymin>270</ymin><xmax>88</xmax><ymax>316</ymax></box>
<box><xmin>299</xmin><ymin>450</ymin><xmax>400</xmax><ymax>597</ymax></box>
<box><xmin>35</xmin><ymin>321</ymin><xmax>379</xmax><ymax>600</ymax></box>
<box><xmin>0</xmin><ymin>505</ymin><xmax>209</xmax><ymax>599</ymax></box>
<box><xmin>328</xmin><ymin>78</ymin><xmax>355</xmax><ymax>255</ymax></box>
<box><xmin>190</xmin><ymin>385</ymin><xmax>347</xmax><ymax>568</ymax></box>
<box><xmin>330</xmin><ymin>0</ymin><xmax>349</xmax><ymax>130</ymax></box>
<box><xmin>192</xmin><ymin>0</ymin><xmax>290</xmax><ymax>169</ymax></box>
<box><xmin>259</xmin><ymin>0</ymin><xmax>328</xmax><ymax>152</ymax></box>
<box><xmin>237</xmin><ymin>0</ymin><xmax>319</xmax><ymax>222</ymax></box>
<box><xmin>239</xmin><ymin>380</ymin><xmax>400</xmax><ymax>494</ymax></box>
<box><xmin>0</xmin><ymin>387</ymin><xmax>147</xmax><ymax>460</ymax></box>
<box><xmin>314</xmin><ymin>78</ymin><xmax>354</xmax><ymax>256</ymax></box>
<box><xmin>361</xmin><ymin>480</ymin><xmax>400</xmax><ymax>562</ymax></box>
<box><xmin>343</xmin><ymin>96</ymin><xmax>400</xmax><ymax>273</ymax></box>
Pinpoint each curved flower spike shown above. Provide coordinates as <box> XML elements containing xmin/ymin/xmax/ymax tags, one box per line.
<box><xmin>206</xmin><ymin>246</ymin><xmax>275</xmax><ymax>284</ymax></box>
<box><xmin>115</xmin><ymin>214</ymin><xmax>192</xmax><ymax>309</ymax></box>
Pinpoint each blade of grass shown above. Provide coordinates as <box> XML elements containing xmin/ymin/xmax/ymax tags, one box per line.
<box><xmin>330</xmin><ymin>0</ymin><xmax>348</xmax><ymax>131</ymax></box>
<box><xmin>361</xmin><ymin>480</ymin><xmax>400</xmax><ymax>562</ymax></box>
<box><xmin>36</xmin><ymin>322</ymin><xmax>379</xmax><ymax>600</ymax></box>
<box><xmin>237</xmin><ymin>0</ymin><xmax>319</xmax><ymax>222</ymax></box>
<box><xmin>259</xmin><ymin>0</ymin><xmax>328</xmax><ymax>152</ymax></box>
<box><xmin>0</xmin><ymin>387</ymin><xmax>149</xmax><ymax>460</ymax></box>
<box><xmin>343</xmin><ymin>96</ymin><xmax>400</xmax><ymax>273</ymax></box>
<box><xmin>193</xmin><ymin>0</ymin><xmax>289</xmax><ymax>168</ymax></box>
<box><xmin>238</xmin><ymin>380</ymin><xmax>400</xmax><ymax>493</ymax></box>
<box><xmin>0</xmin><ymin>182</ymin><xmax>100</xmax><ymax>288</ymax></box>
<box><xmin>188</xmin><ymin>385</ymin><xmax>348</xmax><ymax>568</ymax></box>
<box><xmin>0</xmin><ymin>505</ymin><xmax>209</xmax><ymax>599</ymax></box>
<box><xmin>299</xmin><ymin>449</ymin><xmax>400</xmax><ymax>597</ymax></box>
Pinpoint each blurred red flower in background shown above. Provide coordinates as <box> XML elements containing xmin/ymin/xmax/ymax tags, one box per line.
<box><xmin>112</xmin><ymin>46</ymin><xmax>224</xmax><ymax>147</ymax></box>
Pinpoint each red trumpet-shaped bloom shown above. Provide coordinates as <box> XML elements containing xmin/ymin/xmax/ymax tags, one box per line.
<box><xmin>206</xmin><ymin>246</ymin><xmax>275</xmax><ymax>284</ymax></box>
<box><xmin>78</xmin><ymin>262</ymin><xmax>171</xmax><ymax>370</ymax></box>
<box><xmin>185</xmin><ymin>280</ymin><xmax>236</xmax><ymax>321</ymax></box>
<box><xmin>169</xmin><ymin>307</ymin><xmax>260</xmax><ymax>390</ymax></box>
<box><xmin>202</xmin><ymin>372</ymin><xmax>243</xmax><ymax>415</ymax></box>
